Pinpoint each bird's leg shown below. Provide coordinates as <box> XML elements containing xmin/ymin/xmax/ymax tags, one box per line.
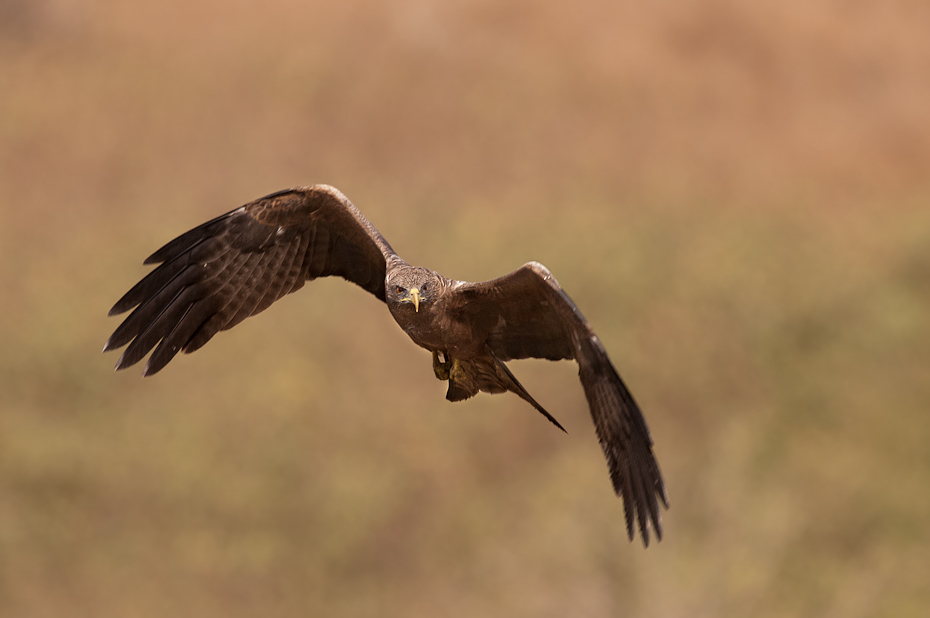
<box><xmin>449</xmin><ymin>358</ymin><xmax>468</xmax><ymax>383</ymax></box>
<box><xmin>432</xmin><ymin>350</ymin><xmax>451</xmax><ymax>381</ymax></box>
<box><xmin>445</xmin><ymin>358</ymin><xmax>477</xmax><ymax>402</ymax></box>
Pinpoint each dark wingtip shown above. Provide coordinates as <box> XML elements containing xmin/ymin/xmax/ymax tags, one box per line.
<box><xmin>108</xmin><ymin>295</ymin><xmax>140</xmax><ymax>316</ymax></box>
<box><xmin>141</xmin><ymin>353</ymin><xmax>169</xmax><ymax>378</ymax></box>
<box><xmin>113</xmin><ymin>345</ymin><xmax>148</xmax><ymax>374</ymax></box>
<box><xmin>634</xmin><ymin>494</ymin><xmax>666</xmax><ymax>548</ymax></box>
<box><xmin>624</xmin><ymin>514</ymin><xmax>656</xmax><ymax>548</ymax></box>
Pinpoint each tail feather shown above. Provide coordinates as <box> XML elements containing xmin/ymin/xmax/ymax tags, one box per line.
<box><xmin>446</xmin><ymin>379</ymin><xmax>474</xmax><ymax>402</ymax></box>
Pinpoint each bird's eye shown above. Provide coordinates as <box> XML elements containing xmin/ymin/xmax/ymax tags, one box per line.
<box><xmin>395</xmin><ymin>286</ymin><xmax>404</xmax><ymax>295</ymax></box>
<box><xmin>421</xmin><ymin>283</ymin><xmax>428</xmax><ymax>292</ymax></box>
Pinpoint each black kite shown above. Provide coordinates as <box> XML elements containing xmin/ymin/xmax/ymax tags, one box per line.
<box><xmin>104</xmin><ymin>185</ymin><xmax>668</xmax><ymax>545</ymax></box>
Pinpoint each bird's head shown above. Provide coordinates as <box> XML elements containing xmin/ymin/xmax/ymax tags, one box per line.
<box><xmin>387</xmin><ymin>267</ymin><xmax>442</xmax><ymax>313</ymax></box>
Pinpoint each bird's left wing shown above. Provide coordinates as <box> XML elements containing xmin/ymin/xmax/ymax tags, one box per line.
<box><xmin>105</xmin><ymin>185</ymin><xmax>396</xmax><ymax>376</ymax></box>
<box><xmin>451</xmin><ymin>262</ymin><xmax>668</xmax><ymax>545</ymax></box>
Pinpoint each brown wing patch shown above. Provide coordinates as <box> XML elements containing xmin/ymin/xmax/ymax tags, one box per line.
<box><xmin>453</xmin><ymin>263</ymin><xmax>576</xmax><ymax>362</ymax></box>
<box><xmin>105</xmin><ymin>185</ymin><xmax>396</xmax><ymax>375</ymax></box>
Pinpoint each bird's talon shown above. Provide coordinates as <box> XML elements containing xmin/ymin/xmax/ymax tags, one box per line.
<box><xmin>432</xmin><ymin>350</ymin><xmax>451</xmax><ymax>380</ymax></box>
<box><xmin>449</xmin><ymin>358</ymin><xmax>467</xmax><ymax>382</ymax></box>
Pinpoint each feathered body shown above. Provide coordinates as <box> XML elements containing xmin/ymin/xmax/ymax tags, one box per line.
<box><xmin>105</xmin><ymin>185</ymin><xmax>668</xmax><ymax>545</ymax></box>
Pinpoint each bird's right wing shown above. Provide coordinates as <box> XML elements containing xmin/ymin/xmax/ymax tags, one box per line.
<box><xmin>104</xmin><ymin>185</ymin><xmax>396</xmax><ymax>376</ymax></box>
<box><xmin>451</xmin><ymin>262</ymin><xmax>668</xmax><ymax>546</ymax></box>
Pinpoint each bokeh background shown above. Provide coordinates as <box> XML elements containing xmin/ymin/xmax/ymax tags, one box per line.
<box><xmin>2</xmin><ymin>1</ymin><xmax>929</xmax><ymax>616</ymax></box>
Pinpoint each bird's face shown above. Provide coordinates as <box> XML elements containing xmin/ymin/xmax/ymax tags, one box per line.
<box><xmin>387</xmin><ymin>268</ymin><xmax>441</xmax><ymax>313</ymax></box>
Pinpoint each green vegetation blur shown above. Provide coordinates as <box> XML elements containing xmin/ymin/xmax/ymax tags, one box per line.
<box><xmin>2</xmin><ymin>1</ymin><xmax>928</xmax><ymax>616</ymax></box>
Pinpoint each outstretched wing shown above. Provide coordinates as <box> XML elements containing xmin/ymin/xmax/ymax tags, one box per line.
<box><xmin>451</xmin><ymin>262</ymin><xmax>668</xmax><ymax>546</ymax></box>
<box><xmin>105</xmin><ymin>185</ymin><xmax>396</xmax><ymax>376</ymax></box>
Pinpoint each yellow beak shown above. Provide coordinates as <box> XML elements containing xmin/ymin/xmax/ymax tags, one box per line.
<box><xmin>408</xmin><ymin>287</ymin><xmax>420</xmax><ymax>312</ymax></box>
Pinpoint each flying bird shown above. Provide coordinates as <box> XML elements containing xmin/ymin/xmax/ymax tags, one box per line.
<box><xmin>104</xmin><ymin>185</ymin><xmax>668</xmax><ymax>545</ymax></box>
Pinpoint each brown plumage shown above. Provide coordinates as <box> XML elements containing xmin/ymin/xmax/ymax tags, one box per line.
<box><xmin>104</xmin><ymin>184</ymin><xmax>668</xmax><ymax>545</ymax></box>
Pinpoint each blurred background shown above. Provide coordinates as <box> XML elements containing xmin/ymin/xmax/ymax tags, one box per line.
<box><xmin>2</xmin><ymin>0</ymin><xmax>929</xmax><ymax>616</ymax></box>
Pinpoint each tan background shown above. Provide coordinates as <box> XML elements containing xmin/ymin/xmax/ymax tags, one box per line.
<box><xmin>2</xmin><ymin>1</ymin><xmax>929</xmax><ymax>616</ymax></box>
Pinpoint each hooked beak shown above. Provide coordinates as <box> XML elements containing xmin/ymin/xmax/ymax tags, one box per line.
<box><xmin>408</xmin><ymin>287</ymin><xmax>420</xmax><ymax>312</ymax></box>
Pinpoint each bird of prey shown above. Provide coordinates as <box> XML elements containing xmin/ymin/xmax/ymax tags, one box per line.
<box><xmin>104</xmin><ymin>185</ymin><xmax>668</xmax><ymax>545</ymax></box>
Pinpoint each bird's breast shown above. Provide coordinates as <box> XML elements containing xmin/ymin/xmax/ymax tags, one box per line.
<box><xmin>388</xmin><ymin>302</ymin><xmax>483</xmax><ymax>358</ymax></box>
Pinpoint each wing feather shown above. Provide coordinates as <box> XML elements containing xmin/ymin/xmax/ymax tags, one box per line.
<box><xmin>304</xmin><ymin>222</ymin><xmax>330</xmax><ymax>280</ymax></box>
<box><xmin>109</xmin><ymin>235</ymin><xmax>233</xmax><ymax>318</ymax></box>
<box><xmin>105</xmin><ymin>185</ymin><xmax>396</xmax><ymax>375</ymax></box>
<box><xmin>250</xmin><ymin>225</ymin><xmax>303</xmax><ymax>316</ymax></box>
<box><xmin>452</xmin><ymin>261</ymin><xmax>668</xmax><ymax>545</ymax></box>
<box><xmin>223</xmin><ymin>245</ymin><xmax>278</xmax><ymax>330</ymax></box>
